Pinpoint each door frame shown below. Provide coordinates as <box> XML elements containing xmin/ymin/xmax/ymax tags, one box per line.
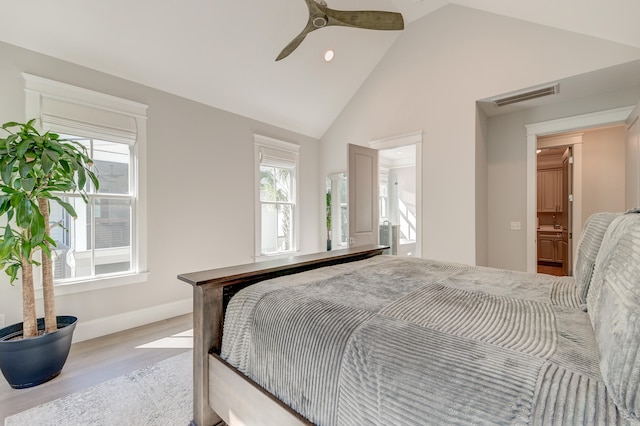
<box><xmin>370</xmin><ymin>130</ymin><xmax>423</xmax><ymax>257</ymax></box>
<box><xmin>524</xmin><ymin>106</ymin><xmax>634</xmax><ymax>273</ymax></box>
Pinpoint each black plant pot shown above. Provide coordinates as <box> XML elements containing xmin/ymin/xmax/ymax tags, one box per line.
<box><xmin>0</xmin><ymin>315</ymin><xmax>77</xmax><ymax>389</ymax></box>
<box><xmin>327</xmin><ymin>239</ymin><xmax>332</xmax><ymax>251</ymax></box>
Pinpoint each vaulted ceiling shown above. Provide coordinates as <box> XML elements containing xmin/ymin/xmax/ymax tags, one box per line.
<box><xmin>2</xmin><ymin>1</ymin><xmax>640</xmax><ymax>138</ymax></box>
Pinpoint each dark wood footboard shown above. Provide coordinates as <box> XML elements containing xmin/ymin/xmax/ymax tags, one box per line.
<box><xmin>178</xmin><ymin>245</ymin><xmax>387</xmax><ymax>426</ymax></box>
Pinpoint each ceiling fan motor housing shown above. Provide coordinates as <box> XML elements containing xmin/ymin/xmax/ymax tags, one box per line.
<box><xmin>313</xmin><ymin>16</ymin><xmax>328</xmax><ymax>28</ymax></box>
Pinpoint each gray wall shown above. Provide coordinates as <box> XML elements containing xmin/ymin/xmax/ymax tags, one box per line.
<box><xmin>487</xmin><ymin>88</ymin><xmax>640</xmax><ymax>271</ymax></box>
<box><xmin>0</xmin><ymin>41</ymin><xmax>321</xmax><ymax>340</ymax></box>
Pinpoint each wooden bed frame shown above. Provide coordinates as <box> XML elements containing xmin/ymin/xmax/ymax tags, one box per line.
<box><xmin>178</xmin><ymin>245</ymin><xmax>387</xmax><ymax>426</ymax></box>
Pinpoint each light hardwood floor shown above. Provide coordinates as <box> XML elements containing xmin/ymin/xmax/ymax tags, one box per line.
<box><xmin>0</xmin><ymin>313</ymin><xmax>193</xmax><ymax>423</ymax></box>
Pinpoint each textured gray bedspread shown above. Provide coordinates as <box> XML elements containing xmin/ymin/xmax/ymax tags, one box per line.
<box><xmin>219</xmin><ymin>256</ymin><xmax>634</xmax><ymax>425</ymax></box>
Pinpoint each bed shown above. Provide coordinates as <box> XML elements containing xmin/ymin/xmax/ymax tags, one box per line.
<box><xmin>178</xmin><ymin>210</ymin><xmax>640</xmax><ymax>426</ymax></box>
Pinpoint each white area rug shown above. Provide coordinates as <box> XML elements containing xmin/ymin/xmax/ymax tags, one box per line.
<box><xmin>4</xmin><ymin>351</ymin><xmax>192</xmax><ymax>426</ymax></box>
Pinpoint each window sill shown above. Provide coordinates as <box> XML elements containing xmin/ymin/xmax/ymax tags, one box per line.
<box><xmin>255</xmin><ymin>251</ymin><xmax>300</xmax><ymax>262</ymax></box>
<box><xmin>36</xmin><ymin>272</ymin><xmax>150</xmax><ymax>298</ymax></box>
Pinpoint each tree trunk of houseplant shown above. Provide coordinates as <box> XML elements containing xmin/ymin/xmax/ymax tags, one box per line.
<box><xmin>20</xmin><ymin>255</ymin><xmax>37</xmax><ymax>338</ymax></box>
<box><xmin>39</xmin><ymin>197</ymin><xmax>56</xmax><ymax>334</ymax></box>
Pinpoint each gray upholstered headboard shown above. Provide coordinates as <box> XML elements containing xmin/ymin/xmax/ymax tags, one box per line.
<box><xmin>587</xmin><ymin>210</ymin><xmax>640</xmax><ymax>420</ymax></box>
<box><xmin>573</xmin><ymin>212</ymin><xmax>621</xmax><ymax>304</ymax></box>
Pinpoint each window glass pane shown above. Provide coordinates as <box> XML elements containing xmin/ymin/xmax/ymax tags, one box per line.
<box><xmin>261</xmin><ymin>203</ymin><xmax>278</xmax><ymax>254</ymax></box>
<box><xmin>93</xmin><ymin>140</ymin><xmax>130</xmax><ymax>195</ymax></box>
<box><xmin>261</xmin><ymin>203</ymin><xmax>293</xmax><ymax>254</ymax></box>
<box><xmin>50</xmin><ymin>197</ymin><xmax>132</xmax><ymax>280</ymax></box>
<box><xmin>277</xmin><ymin>204</ymin><xmax>293</xmax><ymax>252</ymax></box>
<box><xmin>94</xmin><ymin>199</ymin><xmax>131</xmax><ymax>249</ymax></box>
<box><xmin>260</xmin><ymin>166</ymin><xmax>275</xmax><ymax>202</ymax></box>
<box><xmin>341</xmin><ymin>206</ymin><xmax>348</xmax><ymax>244</ymax></box>
<box><xmin>260</xmin><ymin>166</ymin><xmax>292</xmax><ymax>202</ymax></box>
<box><xmin>50</xmin><ymin>196</ymin><xmax>89</xmax><ymax>280</ymax></box>
<box><xmin>58</xmin><ymin>136</ymin><xmax>129</xmax><ymax>195</ymax></box>
<box><xmin>275</xmin><ymin>168</ymin><xmax>292</xmax><ymax>202</ymax></box>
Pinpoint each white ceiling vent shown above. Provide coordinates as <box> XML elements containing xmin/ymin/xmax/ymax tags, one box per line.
<box><xmin>492</xmin><ymin>83</ymin><xmax>559</xmax><ymax>107</ymax></box>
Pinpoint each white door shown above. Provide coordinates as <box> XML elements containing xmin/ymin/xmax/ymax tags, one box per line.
<box><xmin>627</xmin><ymin>102</ymin><xmax>640</xmax><ymax>210</ymax></box>
<box><xmin>562</xmin><ymin>146</ymin><xmax>573</xmax><ymax>276</ymax></box>
<box><xmin>348</xmin><ymin>143</ymin><xmax>379</xmax><ymax>247</ymax></box>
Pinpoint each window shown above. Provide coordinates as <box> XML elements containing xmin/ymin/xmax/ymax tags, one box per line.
<box><xmin>50</xmin><ymin>136</ymin><xmax>133</xmax><ymax>280</ymax></box>
<box><xmin>255</xmin><ymin>135</ymin><xmax>299</xmax><ymax>257</ymax></box>
<box><xmin>24</xmin><ymin>73</ymin><xmax>148</xmax><ymax>292</ymax></box>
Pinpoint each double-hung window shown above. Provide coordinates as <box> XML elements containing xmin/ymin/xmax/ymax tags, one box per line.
<box><xmin>50</xmin><ymin>136</ymin><xmax>133</xmax><ymax>279</ymax></box>
<box><xmin>255</xmin><ymin>135</ymin><xmax>299</xmax><ymax>257</ymax></box>
<box><xmin>24</xmin><ymin>73</ymin><xmax>148</xmax><ymax>291</ymax></box>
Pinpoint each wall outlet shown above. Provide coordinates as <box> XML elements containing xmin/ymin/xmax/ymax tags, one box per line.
<box><xmin>0</xmin><ymin>314</ymin><xmax>4</xmax><ymax>328</ymax></box>
<box><xmin>510</xmin><ymin>221</ymin><xmax>522</xmax><ymax>231</ymax></box>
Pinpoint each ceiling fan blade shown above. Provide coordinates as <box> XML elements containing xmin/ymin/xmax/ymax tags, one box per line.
<box><xmin>277</xmin><ymin>0</ymin><xmax>326</xmax><ymax>62</ymax></box>
<box><xmin>326</xmin><ymin>9</ymin><xmax>404</xmax><ymax>31</ymax></box>
<box><xmin>276</xmin><ymin>28</ymin><xmax>311</xmax><ymax>61</ymax></box>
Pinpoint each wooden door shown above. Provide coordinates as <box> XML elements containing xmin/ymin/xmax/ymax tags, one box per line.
<box><xmin>539</xmin><ymin>170</ymin><xmax>561</xmax><ymax>212</ymax></box>
<box><xmin>348</xmin><ymin>143</ymin><xmax>379</xmax><ymax>247</ymax></box>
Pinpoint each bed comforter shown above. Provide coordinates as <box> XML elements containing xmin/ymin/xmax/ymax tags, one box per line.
<box><xmin>220</xmin><ymin>254</ymin><xmax>633</xmax><ymax>425</ymax></box>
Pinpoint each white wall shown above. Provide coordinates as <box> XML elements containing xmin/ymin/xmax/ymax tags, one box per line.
<box><xmin>0</xmin><ymin>41</ymin><xmax>320</xmax><ymax>340</ymax></box>
<box><xmin>320</xmin><ymin>4</ymin><xmax>640</xmax><ymax>266</ymax></box>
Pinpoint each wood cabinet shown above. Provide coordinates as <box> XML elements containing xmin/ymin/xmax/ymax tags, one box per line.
<box><xmin>537</xmin><ymin>231</ymin><xmax>564</xmax><ymax>264</ymax></box>
<box><xmin>537</xmin><ymin>169</ymin><xmax>563</xmax><ymax>212</ymax></box>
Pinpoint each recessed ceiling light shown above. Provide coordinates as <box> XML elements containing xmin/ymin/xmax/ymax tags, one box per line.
<box><xmin>324</xmin><ymin>49</ymin><xmax>335</xmax><ymax>62</ymax></box>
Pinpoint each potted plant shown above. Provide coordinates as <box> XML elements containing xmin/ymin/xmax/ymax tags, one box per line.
<box><xmin>0</xmin><ymin>119</ymin><xmax>98</xmax><ymax>389</ymax></box>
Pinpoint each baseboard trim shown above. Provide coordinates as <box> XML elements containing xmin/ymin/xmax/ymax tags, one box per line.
<box><xmin>71</xmin><ymin>299</ymin><xmax>192</xmax><ymax>343</ymax></box>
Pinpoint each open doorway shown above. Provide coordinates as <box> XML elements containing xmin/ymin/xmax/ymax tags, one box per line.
<box><xmin>367</xmin><ymin>131</ymin><xmax>423</xmax><ymax>257</ymax></box>
<box><xmin>526</xmin><ymin>107</ymin><xmax>632</xmax><ymax>273</ymax></box>
<box><xmin>379</xmin><ymin>145</ymin><xmax>417</xmax><ymax>256</ymax></box>
<box><xmin>536</xmin><ymin>145</ymin><xmax>572</xmax><ymax>276</ymax></box>
<box><xmin>345</xmin><ymin>131</ymin><xmax>423</xmax><ymax>255</ymax></box>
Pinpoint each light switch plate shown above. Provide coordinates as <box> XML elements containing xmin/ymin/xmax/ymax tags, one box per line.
<box><xmin>510</xmin><ymin>221</ymin><xmax>521</xmax><ymax>231</ymax></box>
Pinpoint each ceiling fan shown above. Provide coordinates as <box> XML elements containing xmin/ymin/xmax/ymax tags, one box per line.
<box><xmin>276</xmin><ymin>0</ymin><xmax>404</xmax><ymax>61</ymax></box>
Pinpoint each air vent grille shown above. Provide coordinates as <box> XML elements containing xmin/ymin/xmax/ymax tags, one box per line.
<box><xmin>493</xmin><ymin>83</ymin><xmax>559</xmax><ymax>107</ymax></box>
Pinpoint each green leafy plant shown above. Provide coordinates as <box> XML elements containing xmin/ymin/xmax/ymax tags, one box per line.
<box><xmin>0</xmin><ymin>119</ymin><xmax>98</xmax><ymax>338</ymax></box>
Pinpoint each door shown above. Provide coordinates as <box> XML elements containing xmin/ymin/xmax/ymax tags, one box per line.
<box><xmin>562</xmin><ymin>147</ymin><xmax>573</xmax><ymax>275</ymax></box>
<box><xmin>538</xmin><ymin>170</ymin><xmax>561</xmax><ymax>212</ymax></box>
<box><xmin>627</xmin><ymin>103</ymin><xmax>640</xmax><ymax>209</ymax></box>
<box><xmin>348</xmin><ymin>143</ymin><xmax>379</xmax><ymax>247</ymax></box>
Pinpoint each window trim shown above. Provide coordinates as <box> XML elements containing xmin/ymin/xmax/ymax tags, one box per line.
<box><xmin>23</xmin><ymin>73</ymin><xmax>149</xmax><ymax>294</ymax></box>
<box><xmin>254</xmin><ymin>134</ymin><xmax>300</xmax><ymax>259</ymax></box>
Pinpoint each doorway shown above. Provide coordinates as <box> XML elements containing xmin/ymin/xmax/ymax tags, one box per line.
<box><xmin>369</xmin><ymin>131</ymin><xmax>422</xmax><ymax>257</ymax></box>
<box><xmin>346</xmin><ymin>131</ymin><xmax>423</xmax><ymax>256</ymax></box>
<box><xmin>536</xmin><ymin>145</ymin><xmax>572</xmax><ymax>276</ymax></box>
<box><xmin>379</xmin><ymin>145</ymin><xmax>418</xmax><ymax>256</ymax></box>
<box><xmin>525</xmin><ymin>106</ymin><xmax>634</xmax><ymax>273</ymax></box>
